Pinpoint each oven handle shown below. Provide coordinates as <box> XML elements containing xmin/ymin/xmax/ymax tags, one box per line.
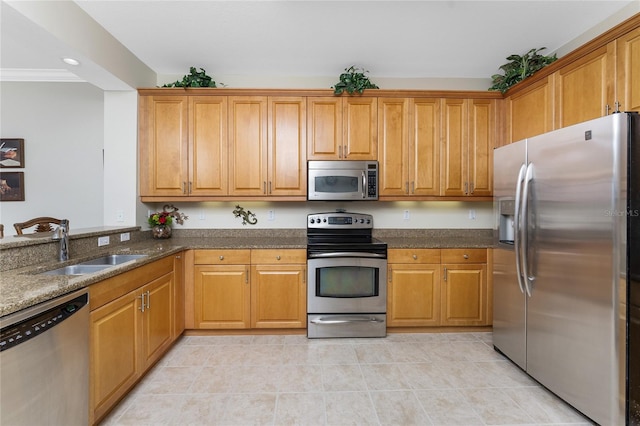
<box><xmin>308</xmin><ymin>252</ymin><xmax>387</xmax><ymax>259</ymax></box>
<box><xmin>310</xmin><ymin>317</ymin><xmax>385</xmax><ymax>325</ymax></box>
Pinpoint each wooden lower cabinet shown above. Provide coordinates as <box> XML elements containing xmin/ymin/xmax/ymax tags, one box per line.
<box><xmin>189</xmin><ymin>249</ymin><xmax>306</xmax><ymax>330</ymax></box>
<box><xmin>89</xmin><ymin>255</ymin><xmax>178</xmax><ymax>425</ymax></box>
<box><xmin>387</xmin><ymin>248</ymin><xmax>491</xmax><ymax>328</ymax></box>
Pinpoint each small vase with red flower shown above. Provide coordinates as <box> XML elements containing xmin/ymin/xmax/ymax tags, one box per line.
<box><xmin>148</xmin><ymin>204</ymin><xmax>188</xmax><ymax>239</ymax></box>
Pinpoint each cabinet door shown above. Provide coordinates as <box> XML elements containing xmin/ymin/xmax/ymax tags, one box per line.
<box><xmin>194</xmin><ymin>264</ymin><xmax>250</xmax><ymax>329</ymax></box>
<box><xmin>411</xmin><ymin>98</ymin><xmax>441</xmax><ymax>196</ymax></box>
<box><xmin>468</xmin><ymin>99</ymin><xmax>494</xmax><ymax>196</ymax></box>
<box><xmin>616</xmin><ymin>26</ymin><xmax>640</xmax><ymax>113</ymax></box>
<box><xmin>343</xmin><ymin>97</ymin><xmax>378</xmax><ymax>160</ymax></box>
<box><xmin>90</xmin><ymin>289</ymin><xmax>142</xmax><ymax>422</ymax></box>
<box><xmin>554</xmin><ymin>43</ymin><xmax>615</xmax><ymax>128</ymax></box>
<box><xmin>229</xmin><ymin>96</ymin><xmax>268</xmax><ymax>195</ymax></box>
<box><xmin>189</xmin><ymin>96</ymin><xmax>228</xmax><ymax>195</ymax></box>
<box><xmin>141</xmin><ymin>272</ymin><xmax>174</xmax><ymax>369</ymax></box>
<box><xmin>139</xmin><ymin>95</ymin><xmax>188</xmax><ymax>196</ymax></box>
<box><xmin>506</xmin><ymin>76</ymin><xmax>554</xmax><ymax>144</ymax></box>
<box><xmin>378</xmin><ymin>98</ymin><xmax>409</xmax><ymax>196</ymax></box>
<box><xmin>441</xmin><ymin>263</ymin><xmax>488</xmax><ymax>325</ymax></box>
<box><xmin>251</xmin><ymin>264</ymin><xmax>306</xmax><ymax>328</ymax></box>
<box><xmin>268</xmin><ymin>97</ymin><xmax>307</xmax><ymax>196</ymax></box>
<box><xmin>307</xmin><ymin>97</ymin><xmax>342</xmax><ymax>159</ymax></box>
<box><xmin>387</xmin><ymin>263</ymin><xmax>440</xmax><ymax>327</ymax></box>
<box><xmin>441</xmin><ymin>99</ymin><xmax>467</xmax><ymax>196</ymax></box>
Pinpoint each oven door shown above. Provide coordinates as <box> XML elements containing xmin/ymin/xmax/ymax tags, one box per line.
<box><xmin>307</xmin><ymin>255</ymin><xmax>387</xmax><ymax>314</ymax></box>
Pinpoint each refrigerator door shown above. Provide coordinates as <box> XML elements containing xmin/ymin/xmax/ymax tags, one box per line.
<box><xmin>525</xmin><ymin>115</ymin><xmax>622</xmax><ymax>425</ymax></box>
<box><xmin>493</xmin><ymin>140</ymin><xmax>527</xmax><ymax>369</ymax></box>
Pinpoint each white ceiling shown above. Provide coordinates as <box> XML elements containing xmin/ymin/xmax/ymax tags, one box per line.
<box><xmin>1</xmin><ymin>0</ymin><xmax>638</xmax><ymax>89</ymax></box>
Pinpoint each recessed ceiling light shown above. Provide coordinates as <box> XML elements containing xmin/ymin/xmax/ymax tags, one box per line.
<box><xmin>62</xmin><ymin>57</ymin><xmax>80</xmax><ymax>66</ymax></box>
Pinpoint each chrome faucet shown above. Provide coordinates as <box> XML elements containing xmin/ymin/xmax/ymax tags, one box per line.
<box><xmin>53</xmin><ymin>219</ymin><xmax>69</xmax><ymax>261</ymax></box>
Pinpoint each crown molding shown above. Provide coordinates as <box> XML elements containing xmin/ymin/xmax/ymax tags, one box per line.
<box><xmin>0</xmin><ymin>68</ymin><xmax>85</xmax><ymax>82</ymax></box>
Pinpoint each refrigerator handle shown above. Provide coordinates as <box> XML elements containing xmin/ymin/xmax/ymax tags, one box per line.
<box><xmin>521</xmin><ymin>162</ymin><xmax>535</xmax><ymax>296</ymax></box>
<box><xmin>514</xmin><ymin>163</ymin><xmax>527</xmax><ymax>295</ymax></box>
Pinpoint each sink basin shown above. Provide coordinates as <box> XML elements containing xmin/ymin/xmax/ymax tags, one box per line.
<box><xmin>79</xmin><ymin>254</ymin><xmax>148</xmax><ymax>266</ymax></box>
<box><xmin>41</xmin><ymin>264</ymin><xmax>113</xmax><ymax>276</ymax></box>
<box><xmin>39</xmin><ymin>254</ymin><xmax>148</xmax><ymax>276</ymax></box>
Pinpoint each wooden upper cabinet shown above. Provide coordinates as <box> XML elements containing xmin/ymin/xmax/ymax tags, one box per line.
<box><xmin>307</xmin><ymin>97</ymin><xmax>377</xmax><ymax>160</ymax></box>
<box><xmin>139</xmin><ymin>95</ymin><xmax>228</xmax><ymax>197</ymax></box>
<box><xmin>506</xmin><ymin>76</ymin><xmax>554</xmax><ymax>144</ymax></box>
<box><xmin>378</xmin><ymin>97</ymin><xmax>409</xmax><ymax>196</ymax></box>
<box><xmin>189</xmin><ymin>96</ymin><xmax>228</xmax><ymax>196</ymax></box>
<box><xmin>268</xmin><ymin>97</ymin><xmax>307</xmax><ymax>196</ymax></box>
<box><xmin>228</xmin><ymin>96</ymin><xmax>306</xmax><ymax>197</ymax></box>
<box><xmin>554</xmin><ymin>43</ymin><xmax>616</xmax><ymax>128</ymax></box>
<box><xmin>379</xmin><ymin>98</ymin><xmax>440</xmax><ymax>198</ymax></box>
<box><xmin>410</xmin><ymin>99</ymin><xmax>441</xmax><ymax>196</ymax></box>
<box><xmin>139</xmin><ymin>95</ymin><xmax>188</xmax><ymax>196</ymax></box>
<box><xmin>616</xmin><ymin>26</ymin><xmax>640</xmax><ymax>113</ymax></box>
<box><xmin>441</xmin><ymin>99</ymin><xmax>494</xmax><ymax>197</ymax></box>
<box><xmin>468</xmin><ymin>99</ymin><xmax>494</xmax><ymax>197</ymax></box>
<box><xmin>441</xmin><ymin>99</ymin><xmax>468</xmax><ymax>196</ymax></box>
<box><xmin>228</xmin><ymin>96</ymin><xmax>268</xmax><ymax>196</ymax></box>
<box><xmin>343</xmin><ymin>97</ymin><xmax>377</xmax><ymax>159</ymax></box>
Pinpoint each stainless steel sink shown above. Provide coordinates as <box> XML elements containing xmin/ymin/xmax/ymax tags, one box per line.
<box><xmin>79</xmin><ymin>254</ymin><xmax>148</xmax><ymax>266</ymax></box>
<box><xmin>41</xmin><ymin>264</ymin><xmax>113</xmax><ymax>276</ymax></box>
<box><xmin>40</xmin><ymin>254</ymin><xmax>148</xmax><ymax>275</ymax></box>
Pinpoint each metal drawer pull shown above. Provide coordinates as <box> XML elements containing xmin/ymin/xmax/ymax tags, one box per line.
<box><xmin>310</xmin><ymin>317</ymin><xmax>385</xmax><ymax>325</ymax></box>
<box><xmin>463</xmin><ymin>254</ymin><xmax>469</xmax><ymax>259</ymax></box>
<box><xmin>413</xmin><ymin>254</ymin><xmax>418</xmax><ymax>260</ymax></box>
<box><xmin>276</xmin><ymin>255</ymin><xmax>281</xmax><ymax>260</ymax></box>
<box><xmin>219</xmin><ymin>255</ymin><xmax>224</xmax><ymax>260</ymax></box>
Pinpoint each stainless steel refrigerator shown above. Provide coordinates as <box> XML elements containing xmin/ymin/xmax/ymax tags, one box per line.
<box><xmin>493</xmin><ymin>112</ymin><xmax>639</xmax><ymax>426</ymax></box>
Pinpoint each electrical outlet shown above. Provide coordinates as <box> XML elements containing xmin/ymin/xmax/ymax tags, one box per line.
<box><xmin>199</xmin><ymin>211</ymin><xmax>206</xmax><ymax>220</ymax></box>
<box><xmin>268</xmin><ymin>210</ymin><xmax>275</xmax><ymax>221</ymax></box>
<box><xmin>403</xmin><ymin>210</ymin><xmax>410</xmax><ymax>220</ymax></box>
<box><xmin>468</xmin><ymin>209</ymin><xmax>476</xmax><ymax>220</ymax></box>
<box><xmin>120</xmin><ymin>232</ymin><xmax>130</xmax><ymax>242</ymax></box>
<box><xmin>97</xmin><ymin>236</ymin><xmax>110</xmax><ymax>247</ymax></box>
<box><xmin>116</xmin><ymin>210</ymin><xmax>124</xmax><ymax>222</ymax></box>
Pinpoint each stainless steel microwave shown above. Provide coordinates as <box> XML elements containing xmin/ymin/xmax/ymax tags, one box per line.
<box><xmin>307</xmin><ymin>160</ymin><xmax>378</xmax><ymax>201</ymax></box>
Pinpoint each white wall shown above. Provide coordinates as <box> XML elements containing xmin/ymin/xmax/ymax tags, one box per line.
<box><xmin>0</xmin><ymin>82</ymin><xmax>104</xmax><ymax>234</ymax></box>
<box><xmin>143</xmin><ymin>201</ymin><xmax>494</xmax><ymax>230</ymax></box>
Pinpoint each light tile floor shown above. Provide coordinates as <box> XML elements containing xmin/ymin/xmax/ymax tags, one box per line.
<box><xmin>100</xmin><ymin>332</ymin><xmax>595</xmax><ymax>426</ymax></box>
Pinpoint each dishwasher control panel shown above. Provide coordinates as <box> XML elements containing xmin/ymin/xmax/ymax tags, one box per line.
<box><xmin>0</xmin><ymin>292</ymin><xmax>88</xmax><ymax>351</ymax></box>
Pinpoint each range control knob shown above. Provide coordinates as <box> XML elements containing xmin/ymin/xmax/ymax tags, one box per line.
<box><xmin>309</xmin><ymin>219</ymin><xmax>315</xmax><ymax>224</ymax></box>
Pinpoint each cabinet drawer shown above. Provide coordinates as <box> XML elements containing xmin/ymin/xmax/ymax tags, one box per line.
<box><xmin>251</xmin><ymin>249</ymin><xmax>306</xmax><ymax>264</ymax></box>
<box><xmin>388</xmin><ymin>249</ymin><xmax>440</xmax><ymax>264</ymax></box>
<box><xmin>194</xmin><ymin>249</ymin><xmax>251</xmax><ymax>265</ymax></box>
<box><xmin>441</xmin><ymin>248</ymin><xmax>487</xmax><ymax>263</ymax></box>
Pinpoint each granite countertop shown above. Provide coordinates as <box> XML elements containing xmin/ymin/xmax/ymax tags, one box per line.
<box><xmin>0</xmin><ymin>230</ymin><xmax>493</xmax><ymax>317</ymax></box>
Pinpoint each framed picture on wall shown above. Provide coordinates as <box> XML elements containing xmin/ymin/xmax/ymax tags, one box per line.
<box><xmin>0</xmin><ymin>138</ymin><xmax>25</xmax><ymax>168</ymax></box>
<box><xmin>0</xmin><ymin>172</ymin><xmax>25</xmax><ymax>201</ymax></box>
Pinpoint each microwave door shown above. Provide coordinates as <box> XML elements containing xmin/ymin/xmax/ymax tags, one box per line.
<box><xmin>309</xmin><ymin>170</ymin><xmax>363</xmax><ymax>200</ymax></box>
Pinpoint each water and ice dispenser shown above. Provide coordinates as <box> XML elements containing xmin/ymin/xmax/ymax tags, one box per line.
<box><xmin>499</xmin><ymin>199</ymin><xmax>515</xmax><ymax>244</ymax></box>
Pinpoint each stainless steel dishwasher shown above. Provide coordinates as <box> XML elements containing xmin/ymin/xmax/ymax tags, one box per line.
<box><xmin>0</xmin><ymin>288</ymin><xmax>89</xmax><ymax>425</ymax></box>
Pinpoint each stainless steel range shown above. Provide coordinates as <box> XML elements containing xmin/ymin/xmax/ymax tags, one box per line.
<box><xmin>306</xmin><ymin>211</ymin><xmax>387</xmax><ymax>338</ymax></box>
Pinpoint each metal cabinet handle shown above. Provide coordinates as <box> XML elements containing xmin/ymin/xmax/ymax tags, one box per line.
<box><xmin>245</xmin><ymin>269</ymin><xmax>249</xmax><ymax>284</ymax></box>
<box><xmin>276</xmin><ymin>255</ymin><xmax>281</xmax><ymax>261</ymax></box>
<box><xmin>605</xmin><ymin>104</ymin><xmax>610</xmax><ymax>115</ymax></box>
<box><xmin>463</xmin><ymin>254</ymin><xmax>469</xmax><ymax>259</ymax></box>
<box><xmin>412</xmin><ymin>254</ymin><xmax>418</xmax><ymax>260</ymax></box>
<box><xmin>268</xmin><ymin>181</ymin><xmax>272</xmax><ymax>194</ymax></box>
<box><xmin>182</xmin><ymin>182</ymin><xmax>187</xmax><ymax>194</ymax></box>
<box><xmin>339</xmin><ymin>145</ymin><xmax>343</xmax><ymax>159</ymax></box>
<box><xmin>464</xmin><ymin>182</ymin><xmax>468</xmax><ymax>195</ymax></box>
<box><xmin>444</xmin><ymin>267</ymin><xmax>448</xmax><ymax>282</ymax></box>
<box><xmin>188</xmin><ymin>181</ymin><xmax>192</xmax><ymax>194</ymax></box>
<box><xmin>219</xmin><ymin>255</ymin><xmax>224</xmax><ymax>261</ymax></box>
<box><xmin>411</xmin><ymin>182</ymin><xmax>415</xmax><ymax>194</ymax></box>
<box><xmin>138</xmin><ymin>293</ymin><xmax>145</xmax><ymax>312</ymax></box>
<box><xmin>469</xmin><ymin>182</ymin><xmax>474</xmax><ymax>194</ymax></box>
<box><xmin>405</xmin><ymin>182</ymin><xmax>409</xmax><ymax>194</ymax></box>
<box><xmin>145</xmin><ymin>290</ymin><xmax>150</xmax><ymax>309</ymax></box>
<box><xmin>263</xmin><ymin>181</ymin><xmax>266</xmax><ymax>194</ymax></box>
<box><xmin>615</xmin><ymin>101</ymin><xmax>621</xmax><ymax>113</ymax></box>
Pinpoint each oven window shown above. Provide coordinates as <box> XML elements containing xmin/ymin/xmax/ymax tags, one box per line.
<box><xmin>316</xmin><ymin>266</ymin><xmax>378</xmax><ymax>298</ymax></box>
<box><xmin>314</xmin><ymin>176</ymin><xmax>359</xmax><ymax>193</ymax></box>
